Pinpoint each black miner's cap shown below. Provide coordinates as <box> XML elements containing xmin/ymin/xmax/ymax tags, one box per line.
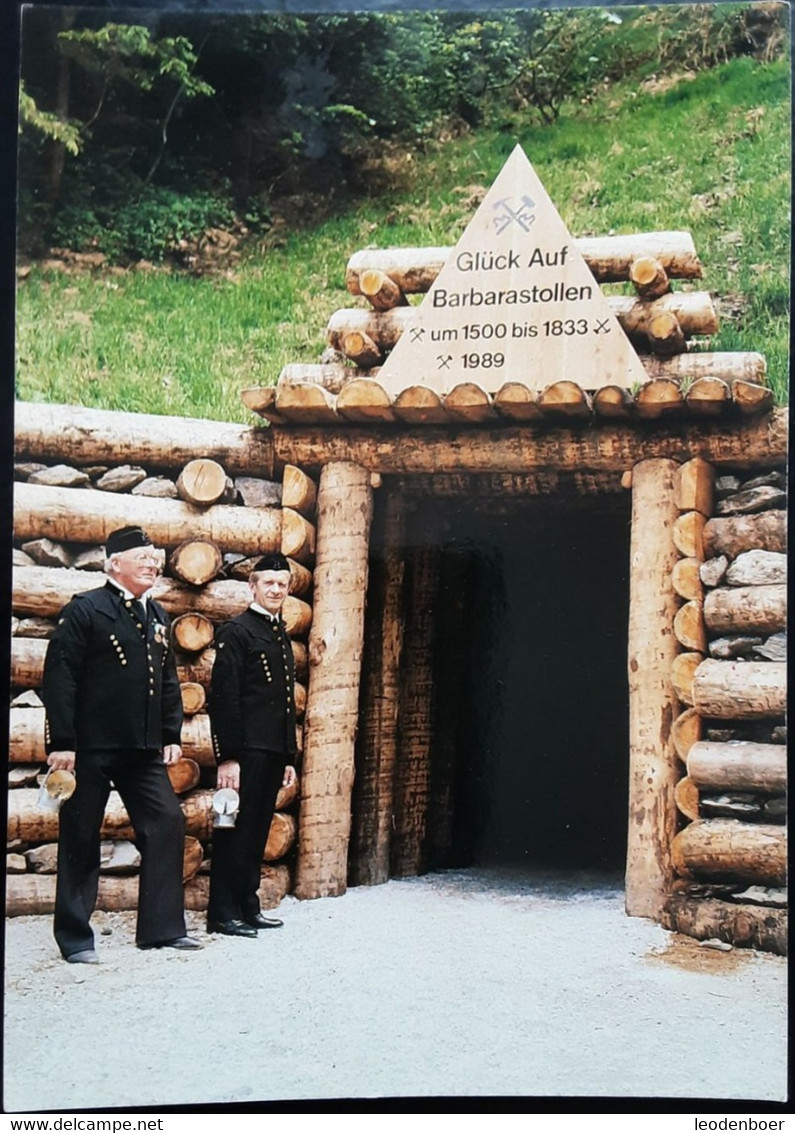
<box><xmin>105</xmin><ymin>526</ymin><xmax>153</xmax><ymax>555</ymax></box>
<box><xmin>252</xmin><ymin>552</ymin><xmax>291</xmax><ymax>574</ymax></box>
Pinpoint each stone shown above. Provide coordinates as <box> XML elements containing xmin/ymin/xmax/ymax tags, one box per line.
<box><xmin>699</xmin><ymin>555</ymin><xmax>728</xmax><ymax>588</ymax></box>
<box><xmin>12</xmin><ymin>549</ymin><xmax>36</xmax><ymax>568</ymax></box>
<box><xmin>131</xmin><ymin>477</ymin><xmax>179</xmax><ymax>499</ymax></box>
<box><xmin>10</xmin><ymin>690</ymin><xmax>44</xmax><ymax>709</ymax></box>
<box><xmin>708</xmin><ymin>635</ymin><xmax>762</xmax><ymax>660</ymax></box>
<box><xmin>94</xmin><ymin>465</ymin><xmax>148</xmax><ymax>493</ymax></box>
<box><xmin>715</xmin><ymin>485</ymin><xmax>787</xmax><ymax>516</ymax></box>
<box><xmin>234</xmin><ymin>476</ymin><xmax>282</xmax><ymax>508</ymax></box>
<box><xmin>14</xmin><ymin>462</ymin><xmax>47</xmax><ymax>481</ymax></box>
<box><xmin>752</xmin><ymin>632</ymin><xmax>786</xmax><ymax>662</ymax></box>
<box><xmin>7</xmin><ymin>854</ymin><xmax>27</xmax><ymax>874</ymax></box>
<box><xmin>73</xmin><ymin>547</ymin><xmax>106</xmax><ymax>572</ymax></box>
<box><xmin>726</xmin><ymin>550</ymin><xmax>787</xmax><ymax>587</ymax></box>
<box><xmin>20</xmin><ymin>538</ymin><xmax>73</xmax><ymax>569</ymax></box>
<box><xmin>28</xmin><ymin>464</ymin><xmax>91</xmax><ymax>488</ymax></box>
<box><xmin>15</xmin><ymin>617</ymin><xmax>56</xmax><ymax>639</ymax></box>
<box><xmin>26</xmin><ymin>844</ymin><xmax>59</xmax><ymax>873</ymax></box>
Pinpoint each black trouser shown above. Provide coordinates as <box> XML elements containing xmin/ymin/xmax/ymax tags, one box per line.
<box><xmin>54</xmin><ymin>749</ymin><xmax>187</xmax><ymax>958</ymax></box>
<box><xmin>207</xmin><ymin>749</ymin><xmax>286</xmax><ymax>924</ymax></box>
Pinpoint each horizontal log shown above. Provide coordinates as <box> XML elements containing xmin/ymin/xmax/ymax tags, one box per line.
<box><xmin>273</xmin><ymin>353</ymin><xmax>766</xmax><ymax>392</ymax></box>
<box><xmin>673</xmin><ymin>600</ymin><xmax>706</xmax><ymax>653</ymax></box>
<box><xmin>629</xmin><ymin>256</ymin><xmax>670</xmax><ymax>300</ymax></box>
<box><xmin>176</xmin><ymin>459</ymin><xmax>228</xmax><ymax>507</ymax></box>
<box><xmin>635</xmin><ymin>378</ymin><xmax>683</xmax><ymax>420</ymax></box>
<box><xmin>166</xmin><ymin>757</ymin><xmax>201</xmax><ymax>794</ymax></box>
<box><xmin>687</xmin><ymin>741</ymin><xmax>786</xmax><ymax>794</ymax></box>
<box><xmin>8</xmin><ymin>787</ymin><xmax>215</xmax><ymax>842</ymax></box>
<box><xmin>732</xmin><ymin>380</ymin><xmax>775</xmax><ymax>416</ymax></box>
<box><xmin>169</xmin><ymin>539</ymin><xmax>223</xmax><ymax>586</ymax></box>
<box><xmin>172</xmin><ymin>612</ymin><xmax>215</xmax><ymax>654</ymax></box>
<box><xmin>264</xmin><ymin>812</ymin><xmax>297</xmax><ymax>862</ymax></box>
<box><xmin>672</xmin><ymin>512</ymin><xmax>706</xmax><ymax>559</ymax></box>
<box><xmin>671</xmin><ymin>652</ymin><xmax>702</xmax><ymax>706</ymax></box>
<box><xmin>444</xmin><ymin>383</ymin><xmax>497</xmax><ymax>424</ymax></box>
<box><xmin>14</xmin><ymin>401</ymin><xmax>275</xmax><ymax>478</ymax></box>
<box><xmin>281</xmin><ymin>465</ymin><xmax>317</xmax><ymax>517</ymax></box>
<box><xmin>692</xmin><ymin>659</ymin><xmax>786</xmax><ymax>720</ymax></box>
<box><xmin>358</xmin><ymin>267</ymin><xmax>408</xmax><ymax>311</ymax></box>
<box><xmin>703</xmin><ymin>584</ymin><xmax>786</xmax><ymax>636</ymax></box>
<box><xmin>336</xmin><ymin>378</ymin><xmax>397</xmax><ymax>424</ymax></box>
<box><xmin>14</xmin><ymin>482</ymin><xmax>282</xmax><ymax>557</ymax></box>
<box><xmin>271</xmin><ymin>407</ymin><xmax>787</xmax><ymax>476</ymax></box>
<box><xmin>345</xmin><ymin>233</ymin><xmax>702</xmax><ymax>294</ymax></box>
<box><xmin>607</xmin><ymin>292</ymin><xmax>719</xmax><ymax>339</ymax></box>
<box><xmin>12</xmin><ymin>567</ymin><xmax>312</xmax><ymax>637</ymax></box>
<box><xmin>180</xmin><ymin>682</ymin><xmax>206</xmax><ymax>716</ymax></box>
<box><xmin>703</xmin><ymin>511</ymin><xmax>787</xmax><ymax>560</ymax></box>
<box><xmin>664</xmin><ymin>892</ymin><xmax>787</xmax><ymax>955</ymax></box>
<box><xmin>671</xmin><ymin>818</ymin><xmax>786</xmax><ymax>884</ymax></box>
<box><xmin>684</xmin><ymin>377</ymin><xmax>731</xmax><ymax>417</ymax></box>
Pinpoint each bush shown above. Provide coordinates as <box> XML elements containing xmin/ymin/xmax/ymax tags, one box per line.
<box><xmin>48</xmin><ymin>184</ymin><xmax>238</xmax><ymax>262</ymax></box>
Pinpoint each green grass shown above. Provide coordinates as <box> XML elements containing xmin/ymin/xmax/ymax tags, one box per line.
<box><xmin>16</xmin><ymin>54</ymin><xmax>790</xmax><ymax>420</ymax></box>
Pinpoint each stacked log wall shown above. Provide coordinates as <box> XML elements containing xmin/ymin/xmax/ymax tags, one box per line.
<box><xmin>9</xmin><ymin>411</ymin><xmax>317</xmax><ymax>916</ymax></box>
<box><xmin>667</xmin><ymin>461</ymin><xmax>787</xmax><ymax>954</ymax></box>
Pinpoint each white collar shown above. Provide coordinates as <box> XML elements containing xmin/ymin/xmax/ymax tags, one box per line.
<box><xmin>250</xmin><ymin>602</ymin><xmax>279</xmax><ymax>624</ymax></box>
<box><xmin>108</xmin><ymin>579</ymin><xmax>150</xmax><ymax>605</ymax></box>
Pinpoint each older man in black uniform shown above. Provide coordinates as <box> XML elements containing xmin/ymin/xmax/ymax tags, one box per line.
<box><xmin>42</xmin><ymin>525</ymin><xmax>201</xmax><ymax>963</ymax></box>
<box><xmin>207</xmin><ymin>552</ymin><xmax>298</xmax><ymax>938</ymax></box>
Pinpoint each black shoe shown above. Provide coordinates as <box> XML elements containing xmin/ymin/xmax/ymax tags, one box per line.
<box><xmin>65</xmin><ymin>949</ymin><xmax>100</xmax><ymax>964</ymax></box>
<box><xmin>206</xmin><ymin>919</ymin><xmax>258</xmax><ymax>938</ymax></box>
<box><xmin>139</xmin><ymin>936</ymin><xmax>203</xmax><ymax>951</ymax></box>
<box><xmin>245</xmin><ymin>913</ymin><xmax>284</xmax><ymax>930</ymax></box>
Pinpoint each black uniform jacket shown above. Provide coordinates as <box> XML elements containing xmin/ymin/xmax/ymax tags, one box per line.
<box><xmin>209</xmin><ymin>607</ymin><xmax>297</xmax><ymax>763</ymax></box>
<box><xmin>42</xmin><ymin>583</ymin><xmax>183</xmax><ymax>754</ymax></box>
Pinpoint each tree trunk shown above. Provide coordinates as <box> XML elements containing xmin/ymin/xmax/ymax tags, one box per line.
<box><xmin>732</xmin><ymin>380</ymin><xmax>775</xmax><ymax>416</ymax></box>
<box><xmin>393</xmin><ymin>386</ymin><xmax>448</xmax><ymax>425</ymax></box>
<box><xmin>671</xmin><ymin>652</ymin><xmax>704</xmax><ymax>706</ymax></box>
<box><xmin>263</xmin><ymin>812</ymin><xmax>297</xmax><ymax>862</ymax></box>
<box><xmin>703</xmin><ymin>511</ymin><xmax>787</xmax><ymax>560</ymax></box>
<box><xmin>341</xmin><ymin>330</ymin><xmax>383</xmax><ymax>368</ymax></box>
<box><xmin>171</xmin><ymin>612</ymin><xmax>216</xmax><ymax>654</ymax></box>
<box><xmin>629</xmin><ymin>256</ymin><xmax>670</xmax><ymax>299</ymax></box>
<box><xmin>336</xmin><ymin>379</ymin><xmax>397</xmax><ymax>424</ymax></box>
<box><xmin>271</xmin><ymin>408</ymin><xmax>787</xmax><ymax>476</ymax></box>
<box><xmin>672</xmin><ymin>512</ymin><xmax>706</xmax><ymax>559</ymax></box>
<box><xmin>281</xmin><ymin>466</ymin><xmax>317</xmax><ymax>517</ymax></box>
<box><xmin>671</xmin><ymin>819</ymin><xmax>786</xmax><ymax>884</ymax></box>
<box><xmin>592</xmin><ymin>385</ymin><xmax>634</xmax><ymax>419</ymax></box>
<box><xmin>703</xmin><ymin>585</ymin><xmax>786</xmax><ymax>636</ymax></box>
<box><xmin>12</xmin><ymin>567</ymin><xmax>312</xmax><ymax>637</ymax></box>
<box><xmin>685</xmin><ymin>378</ymin><xmax>731</xmax><ymax>417</ymax></box>
<box><xmin>674</xmin><ymin>776</ymin><xmax>700</xmax><ymax>822</ymax></box>
<box><xmin>275</xmin><ymin>383</ymin><xmax>338</xmax><ymax>424</ymax></box>
<box><xmin>635</xmin><ymin>378</ymin><xmax>684</xmax><ymax>419</ymax></box>
<box><xmin>673</xmin><ymin>600</ymin><xmax>707</xmax><ymax>653</ymax></box>
<box><xmin>176</xmin><ymin>459</ymin><xmax>228</xmax><ymax>507</ymax></box>
<box><xmin>444</xmin><ymin>382</ymin><xmax>497</xmax><ymax>424</ymax></box>
<box><xmin>8</xmin><ymin>787</ymin><xmax>215</xmax><ymax>842</ymax></box>
<box><xmin>687</xmin><ymin>741</ymin><xmax>786</xmax><ymax>794</ymax></box>
<box><xmin>391</xmin><ymin>535</ymin><xmax>439</xmax><ymax>878</ymax></box>
<box><xmin>345</xmin><ymin>233</ymin><xmax>702</xmax><ymax>294</ymax></box>
<box><xmin>664</xmin><ymin>892</ymin><xmax>787</xmax><ymax>955</ymax></box>
<box><xmin>169</xmin><ymin>540</ymin><xmax>223</xmax><ymax>586</ymax></box>
<box><xmin>537</xmin><ymin>381</ymin><xmax>592</xmax><ymax>419</ymax></box>
<box><xmin>294</xmin><ymin>463</ymin><xmax>373</xmax><ymax>899</ymax></box>
<box><xmin>625</xmin><ymin>458</ymin><xmax>681</xmax><ymax>921</ymax></box>
<box><xmin>15</xmin><ymin>482</ymin><xmax>281</xmax><ymax>557</ymax></box>
<box><xmin>692</xmin><ymin>660</ymin><xmax>786</xmax><ymax>720</ymax></box>
<box><xmin>179</xmin><ymin>683</ymin><xmax>206</xmax><ymax>715</ymax></box>
<box><xmin>672</xmin><ymin>558</ymin><xmax>704</xmax><ymax>602</ymax></box>
<box><xmin>646</xmin><ymin>311</ymin><xmax>686</xmax><ymax>355</ymax></box>
<box><xmin>349</xmin><ymin>492</ymin><xmax>406</xmax><ymax>887</ymax></box>
<box><xmin>610</xmin><ymin>292</ymin><xmax>718</xmax><ymax>339</ymax></box>
<box><xmin>672</xmin><ymin>706</ymin><xmax>703</xmax><ymax>763</ymax></box>
<box><xmin>359</xmin><ymin>268</ymin><xmax>408</xmax><ymax>311</ymax></box>
<box><xmin>14</xmin><ymin>401</ymin><xmax>275</xmax><ymax>478</ymax></box>
<box><xmin>493</xmin><ymin>382</ymin><xmax>542</xmax><ymax>421</ymax></box>
<box><xmin>166</xmin><ymin>757</ymin><xmax>201</xmax><ymax>794</ymax></box>
<box><xmin>674</xmin><ymin>457</ymin><xmax>715</xmax><ymax>516</ymax></box>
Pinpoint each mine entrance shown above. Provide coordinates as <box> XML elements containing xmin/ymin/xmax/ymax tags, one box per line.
<box><xmin>417</xmin><ymin>486</ymin><xmax>632</xmax><ymax>876</ymax></box>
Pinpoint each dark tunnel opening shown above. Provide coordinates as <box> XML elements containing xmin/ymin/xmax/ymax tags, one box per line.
<box><xmin>428</xmin><ymin>493</ymin><xmax>631</xmax><ymax>874</ymax></box>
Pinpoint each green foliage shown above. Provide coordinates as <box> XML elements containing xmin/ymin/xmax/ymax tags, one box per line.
<box><xmin>50</xmin><ymin>185</ymin><xmax>237</xmax><ymax>263</ymax></box>
<box><xmin>18</xmin><ymin>82</ymin><xmax>82</xmax><ymax>154</ymax></box>
<box><xmin>58</xmin><ymin>24</ymin><xmax>212</xmax><ymax>100</ymax></box>
<box><xmin>17</xmin><ymin>53</ymin><xmax>790</xmax><ymax>417</ymax></box>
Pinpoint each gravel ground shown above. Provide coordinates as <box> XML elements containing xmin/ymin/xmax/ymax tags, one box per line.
<box><xmin>3</xmin><ymin>869</ymin><xmax>788</xmax><ymax>1112</ymax></box>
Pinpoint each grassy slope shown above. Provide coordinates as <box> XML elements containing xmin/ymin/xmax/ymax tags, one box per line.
<box><xmin>16</xmin><ymin>55</ymin><xmax>790</xmax><ymax>423</ymax></box>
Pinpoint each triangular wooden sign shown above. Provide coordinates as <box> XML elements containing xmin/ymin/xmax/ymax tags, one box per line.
<box><xmin>377</xmin><ymin>144</ymin><xmax>648</xmax><ymax>395</ymax></box>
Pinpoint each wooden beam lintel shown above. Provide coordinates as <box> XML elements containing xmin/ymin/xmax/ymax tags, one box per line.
<box><xmin>272</xmin><ymin>409</ymin><xmax>786</xmax><ymax>477</ymax></box>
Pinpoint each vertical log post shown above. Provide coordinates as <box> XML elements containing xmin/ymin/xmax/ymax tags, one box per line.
<box><xmin>294</xmin><ymin>462</ymin><xmax>373</xmax><ymax>899</ymax></box>
<box><xmin>626</xmin><ymin>458</ymin><xmax>682</xmax><ymax>921</ymax></box>
<box><xmin>390</xmin><ymin>509</ymin><xmax>440</xmax><ymax>877</ymax></box>
<box><xmin>348</xmin><ymin>490</ymin><xmax>407</xmax><ymax>886</ymax></box>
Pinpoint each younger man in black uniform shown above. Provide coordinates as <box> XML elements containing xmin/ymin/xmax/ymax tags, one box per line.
<box><xmin>207</xmin><ymin>552</ymin><xmax>298</xmax><ymax>937</ymax></box>
<box><xmin>42</xmin><ymin>526</ymin><xmax>201</xmax><ymax>963</ymax></box>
